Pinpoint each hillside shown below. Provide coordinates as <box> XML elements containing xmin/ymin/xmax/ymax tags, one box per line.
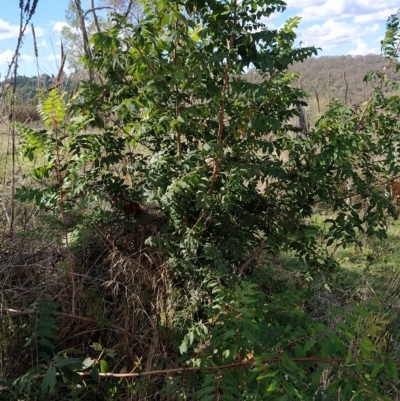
<box><xmin>0</xmin><ymin>74</ymin><xmax>79</xmax><ymax>123</ymax></box>
<box><xmin>245</xmin><ymin>54</ymin><xmax>400</xmax><ymax>112</ymax></box>
<box><xmin>291</xmin><ymin>54</ymin><xmax>400</xmax><ymax>105</ymax></box>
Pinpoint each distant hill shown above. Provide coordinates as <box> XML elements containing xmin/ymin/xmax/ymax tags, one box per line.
<box><xmin>290</xmin><ymin>54</ymin><xmax>399</xmax><ymax>106</ymax></box>
<box><xmin>245</xmin><ymin>54</ymin><xmax>400</xmax><ymax>114</ymax></box>
<box><xmin>1</xmin><ymin>74</ymin><xmax>79</xmax><ymax>122</ymax></box>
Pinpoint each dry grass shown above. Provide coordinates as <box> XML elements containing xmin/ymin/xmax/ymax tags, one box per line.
<box><xmin>0</xmin><ymin>185</ymin><xmax>186</xmax><ymax>399</ymax></box>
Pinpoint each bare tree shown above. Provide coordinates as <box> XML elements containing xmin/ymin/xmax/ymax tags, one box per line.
<box><xmin>62</xmin><ymin>0</ymin><xmax>142</xmax><ymax>73</ymax></box>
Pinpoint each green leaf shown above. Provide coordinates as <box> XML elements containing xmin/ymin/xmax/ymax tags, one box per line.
<box><xmin>37</xmin><ymin>338</ymin><xmax>56</xmax><ymax>349</ymax></box>
<box><xmin>352</xmin><ymin>306</ymin><xmax>369</xmax><ymax>318</ymax></box>
<box><xmin>82</xmin><ymin>357</ymin><xmax>94</xmax><ymax>369</ymax></box>
<box><xmin>311</xmin><ymin>367</ymin><xmax>324</xmax><ymax>387</ymax></box>
<box><xmin>53</xmin><ymin>355</ymin><xmax>81</xmax><ymax>368</ymax></box>
<box><xmin>196</xmin><ymin>385</ymin><xmax>217</xmax><ymax>398</ymax></box>
<box><xmin>385</xmin><ymin>360</ymin><xmax>398</xmax><ymax>381</ymax></box>
<box><xmin>295</xmin><ymin>344</ymin><xmax>305</xmax><ymax>358</ymax></box>
<box><xmin>91</xmin><ymin>365</ymin><xmax>99</xmax><ymax>382</ymax></box>
<box><xmin>371</xmin><ymin>360</ymin><xmax>382</xmax><ymax>378</ymax></box>
<box><xmin>99</xmin><ymin>359</ymin><xmax>109</xmax><ymax>373</ymax></box>
<box><xmin>266</xmin><ymin>380</ymin><xmax>279</xmax><ymax>392</ymax></box>
<box><xmin>252</xmin><ymin>365</ymin><xmax>267</xmax><ymax>373</ymax></box>
<box><xmin>58</xmin><ymin>366</ymin><xmax>82</xmax><ymax>384</ymax></box>
<box><xmin>359</xmin><ymin>336</ymin><xmax>375</xmax><ymax>356</ymax></box>
<box><xmin>328</xmin><ymin>379</ymin><xmax>341</xmax><ymax>395</ymax></box>
<box><xmin>41</xmin><ymin>363</ymin><xmax>57</xmax><ymax>395</ymax></box>
<box><xmin>303</xmin><ymin>339</ymin><xmax>317</xmax><ymax>353</ymax></box>
<box><xmin>342</xmin><ymin>381</ymin><xmax>354</xmax><ymax>399</ymax></box>
<box><xmin>257</xmin><ymin>370</ymin><xmax>279</xmax><ymax>380</ymax></box>
<box><xmin>91</xmin><ymin>342</ymin><xmax>103</xmax><ymax>351</ymax></box>
<box><xmin>222</xmin><ymin>330</ymin><xmax>236</xmax><ymax>340</ymax></box>
<box><xmin>199</xmin><ymin>396</ymin><xmax>216</xmax><ymax>401</ymax></box>
<box><xmin>345</xmin><ymin>350</ymin><xmax>353</xmax><ymax>365</ymax></box>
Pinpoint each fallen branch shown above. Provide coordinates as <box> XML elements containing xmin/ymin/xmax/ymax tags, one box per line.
<box><xmin>0</xmin><ymin>356</ymin><xmax>348</xmax><ymax>391</ymax></box>
<box><xmin>83</xmin><ymin>357</ymin><xmax>346</xmax><ymax>378</ymax></box>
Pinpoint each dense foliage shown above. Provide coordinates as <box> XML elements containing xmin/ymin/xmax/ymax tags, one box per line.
<box><xmin>3</xmin><ymin>0</ymin><xmax>400</xmax><ymax>399</ymax></box>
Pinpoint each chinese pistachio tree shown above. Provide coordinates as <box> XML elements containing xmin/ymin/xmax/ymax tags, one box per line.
<box><xmin>13</xmin><ymin>0</ymin><xmax>400</xmax><ymax>399</ymax></box>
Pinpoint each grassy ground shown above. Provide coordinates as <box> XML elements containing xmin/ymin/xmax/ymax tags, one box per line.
<box><xmin>0</xmin><ymin>124</ymin><xmax>12</xmax><ymax>181</ymax></box>
<box><xmin>262</xmin><ymin>211</ymin><xmax>399</xmax><ymax>318</ymax></box>
<box><xmin>273</xmin><ymin>213</ymin><xmax>400</xmax><ymax>361</ymax></box>
<box><xmin>278</xmin><ymin>212</ymin><xmax>400</xmax><ymax>289</ymax></box>
<box><xmin>0</xmin><ymin>123</ymin><xmax>41</xmax><ymax>182</ymax></box>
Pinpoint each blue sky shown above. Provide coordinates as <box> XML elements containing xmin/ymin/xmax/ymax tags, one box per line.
<box><xmin>0</xmin><ymin>0</ymin><xmax>70</xmax><ymax>78</ymax></box>
<box><xmin>0</xmin><ymin>0</ymin><xmax>398</xmax><ymax>78</ymax></box>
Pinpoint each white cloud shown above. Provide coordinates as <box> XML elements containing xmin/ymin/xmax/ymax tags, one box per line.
<box><xmin>0</xmin><ymin>19</ymin><xmax>20</xmax><ymax>40</ymax></box>
<box><xmin>30</xmin><ymin>26</ymin><xmax>45</xmax><ymax>37</ymax></box>
<box><xmin>39</xmin><ymin>39</ymin><xmax>48</xmax><ymax>47</ymax></box>
<box><xmin>285</xmin><ymin>0</ymin><xmax>399</xmax><ymax>22</ymax></box>
<box><xmin>365</xmin><ymin>23</ymin><xmax>380</xmax><ymax>33</ymax></box>
<box><xmin>0</xmin><ymin>49</ymin><xmax>33</xmax><ymax>65</ymax></box>
<box><xmin>51</xmin><ymin>21</ymin><xmax>70</xmax><ymax>34</ymax></box>
<box><xmin>0</xmin><ymin>19</ymin><xmax>44</xmax><ymax>41</ymax></box>
<box><xmin>299</xmin><ymin>0</ymin><xmax>351</xmax><ymax>21</ymax></box>
<box><xmin>46</xmin><ymin>54</ymin><xmax>61</xmax><ymax>61</ymax></box>
<box><xmin>354</xmin><ymin>8</ymin><xmax>399</xmax><ymax>23</ymax></box>
<box><xmin>355</xmin><ymin>0</ymin><xmax>399</xmax><ymax>12</ymax></box>
<box><xmin>285</xmin><ymin>0</ymin><xmax>326</xmax><ymax>7</ymax></box>
<box><xmin>260</xmin><ymin>17</ymin><xmax>277</xmax><ymax>29</ymax></box>
<box><xmin>348</xmin><ymin>38</ymin><xmax>380</xmax><ymax>55</ymax></box>
<box><xmin>281</xmin><ymin>0</ymin><xmax>399</xmax><ymax>56</ymax></box>
<box><xmin>297</xmin><ymin>19</ymin><xmax>360</xmax><ymax>49</ymax></box>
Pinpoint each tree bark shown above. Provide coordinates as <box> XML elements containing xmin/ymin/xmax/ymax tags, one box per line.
<box><xmin>74</xmin><ymin>0</ymin><xmax>93</xmax><ymax>79</ymax></box>
<box><xmin>90</xmin><ymin>0</ymin><xmax>101</xmax><ymax>33</ymax></box>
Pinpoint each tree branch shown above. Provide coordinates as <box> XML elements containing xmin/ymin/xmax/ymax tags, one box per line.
<box><xmin>0</xmin><ymin>356</ymin><xmax>348</xmax><ymax>392</ymax></box>
<box><xmin>83</xmin><ymin>6</ymin><xmax>112</xmax><ymax>19</ymax></box>
<box><xmin>89</xmin><ymin>0</ymin><xmax>101</xmax><ymax>33</ymax></box>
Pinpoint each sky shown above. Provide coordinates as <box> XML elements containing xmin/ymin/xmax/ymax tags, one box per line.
<box><xmin>0</xmin><ymin>0</ymin><xmax>398</xmax><ymax>78</ymax></box>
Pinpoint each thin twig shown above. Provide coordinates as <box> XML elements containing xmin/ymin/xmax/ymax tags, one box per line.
<box><xmin>83</xmin><ymin>6</ymin><xmax>112</xmax><ymax>19</ymax></box>
<box><xmin>238</xmin><ymin>244</ymin><xmax>266</xmax><ymax>276</ymax></box>
<box><xmin>89</xmin><ymin>0</ymin><xmax>101</xmax><ymax>33</ymax></box>
<box><xmin>343</xmin><ymin>72</ymin><xmax>348</xmax><ymax>105</ymax></box>
<box><xmin>315</xmin><ymin>89</ymin><xmax>320</xmax><ymax>113</ymax></box>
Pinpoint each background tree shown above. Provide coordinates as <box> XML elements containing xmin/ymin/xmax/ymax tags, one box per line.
<box><xmin>61</xmin><ymin>0</ymin><xmax>142</xmax><ymax>72</ymax></box>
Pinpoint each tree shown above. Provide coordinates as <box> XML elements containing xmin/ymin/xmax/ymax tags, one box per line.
<box><xmin>61</xmin><ymin>0</ymin><xmax>95</xmax><ymax>72</ymax></box>
<box><xmin>61</xmin><ymin>0</ymin><xmax>142</xmax><ymax>72</ymax></box>
<box><xmin>12</xmin><ymin>1</ymin><xmax>400</xmax><ymax>399</ymax></box>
